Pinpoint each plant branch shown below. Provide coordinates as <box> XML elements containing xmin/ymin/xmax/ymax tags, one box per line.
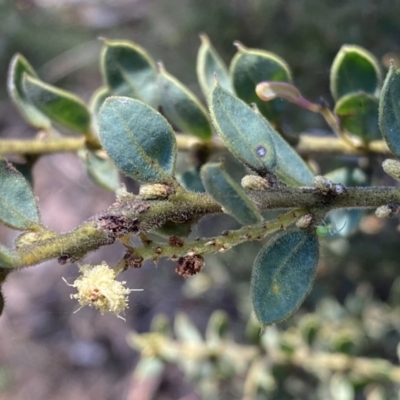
<box><xmin>0</xmin><ymin>134</ymin><xmax>390</xmax><ymax>158</ymax></box>
<box><xmin>5</xmin><ymin>184</ymin><xmax>400</xmax><ymax>269</ymax></box>
<box><xmin>129</xmin><ymin>209</ymin><xmax>307</xmax><ymax>262</ymax></box>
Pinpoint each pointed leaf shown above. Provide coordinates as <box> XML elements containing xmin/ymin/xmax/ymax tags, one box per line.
<box><xmin>270</xmin><ymin>130</ymin><xmax>314</xmax><ymax>186</ymax></box>
<box><xmin>230</xmin><ymin>43</ymin><xmax>292</xmax><ymax>121</ymax></box>
<box><xmin>23</xmin><ymin>75</ymin><xmax>91</xmax><ymax>135</ymax></box>
<box><xmin>83</xmin><ymin>150</ymin><xmax>120</xmax><ymax>192</ymax></box>
<box><xmin>98</xmin><ymin>96</ymin><xmax>176</xmax><ymax>182</ymax></box>
<box><xmin>0</xmin><ymin>160</ymin><xmax>41</xmax><ymax>230</ymax></box>
<box><xmin>201</xmin><ymin>162</ymin><xmax>262</xmax><ymax>225</ymax></box>
<box><xmin>101</xmin><ymin>39</ymin><xmax>158</xmax><ymax>108</ymax></box>
<box><xmin>335</xmin><ymin>92</ymin><xmax>380</xmax><ymax>144</ymax></box>
<box><xmin>158</xmin><ymin>64</ymin><xmax>212</xmax><ymax>140</ymax></box>
<box><xmin>7</xmin><ymin>54</ymin><xmax>51</xmax><ymax>129</ymax></box>
<box><xmin>253</xmin><ymin>106</ymin><xmax>313</xmax><ymax>186</ymax></box>
<box><xmin>251</xmin><ymin>230</ymin><xmax>319</xmax><ymax>326</ymax></box>
<box><xmin>196</xmin><ymin>33</ymin><xmax>233</xmax><ymax>96</ymax></box>
<box><xmin>209</xmin><ymin>82</ymin><xmax>276</xmax><ymax>176</ymax></box>
<box><xmin>330</xmin><ymin>45</ymin><xmax>381</xmax><ymax>100</ymax></box>
<box><xmin>379</xmin><ymin>65</ymin><xmax>400</xmax><ymax>157</ymax></box>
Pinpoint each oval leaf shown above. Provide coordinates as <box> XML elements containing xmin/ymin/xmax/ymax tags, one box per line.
<box><xmin>253</xmin><ymin>107</ymin><xmax>314</xmax><ymax>186</ymax></box>
<box><xmin>0</xmin><ymin>160</ymin><xmax>41</xmax><ymax>230</ymax></box>
<box><xmin>330</xmin><ymin>45</ymin><xmax>381</xmax><ymax>100</ymax></box>
<box><xmin>209</xmin><ymin>82</ymin><xmax>276</xmax><ymax>176</ymax></box>
<box><xmin>7</xmin><ymin>54</ymin><xmax>51</xmax><ymax>129</ymax></box>
<box><xmin>83</xmin><ymin>150</ymin><xmax>120</xmax><ymax>192</ymax></box>
<box><xmin>335</xmin><ymin>92</ymin><xmax>380</xmax><ymax>144</ymax></box>
<box><xmin>251</xmin><ymin>230</ymin><xmax>319</xmax><ymax>326</ymax></box>
<box><xmin>196</xmin><ymin>34</ymin><xmax>233</xmax><ymax>96</ymax></box>
<box><xmin>379</xmin><ymin>65</ymin><xmax>400</xmax><ymax>157</ymax></box>
<box><xmin>201</xmin><ymin>162</ymin><xmax>262</xmax><ymax>225</ymax></box>
<box><xmin>98</xmin><ymin>96</ymin><xmax>176</xmax><ymax>182</ymax></box>
<box><xmin>230</xmin><ymin>43</ymin><xmax>292</xmax><ymax>121</ymax></box>
<box><xmin>23</xmin><ymin>74</ymin><xmax>91</xmax><ymax>135</ymax></box>
<box><xmin>101</xmin><ymin>39</ymin><xmax>158</xmax><ymax>108</ymax></box>
<box><xmin>158</xmin><ymin>64</ymin><xmax>212</xmax><ymax>140</ymax></box>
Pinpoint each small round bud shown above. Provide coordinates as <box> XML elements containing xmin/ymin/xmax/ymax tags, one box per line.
<box><xmin>139</xmin><ymin>184</ymin><xmax>174</xmax><ymax>200</ymax></box>
<box><xmin>375</xmin><ymin>204</ymin><xmax>400</xmax><ymax>218</ymax></box>
<box><xmin>116</xmin><ymin>184</ymin><xmax>136</xmax><ymax>202</ymax></box>
<box><xmin>313</xmin><ymin>175</ymin><xmax>334</xmax><ymax>193</ymax></box>
<box><xmin>296</xmin><ymin>214</ymin><xmax>314</xmax><ymax>229</ymax></box>
<box><xmin>382</xmin><ymin>159</ymin><xmax>400</xmax><ymax>181</ymax></box>
<box><xmin>241</xmin><ymin>175</ymin><xmax>270</xmax><ymax>191</ymax></box>
<box><xmin>313</xmin><ymin>176</ymin><xmax>346</xmax><ymax>195</ymax></box>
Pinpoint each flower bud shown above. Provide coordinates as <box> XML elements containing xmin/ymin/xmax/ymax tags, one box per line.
<box><xmin>296</xmin><ymin>214</ymin><xmax>314</xmax><ymax>229</ymax></box>
<box><xmin>382</xmin><ymin>159</ymin><xmax>400</xmax><ymax>181</ymax></box>
<box><xmin>375</xmin><ymin>204</ymin><xmax>400</xmax><ymax>218</ymax></box>
<box><xmin>241</xmin><ymin>175</ymin><xmax>270</xmax><ymax>190</ymax></box>
<box><xmin>139</xmin><ymin>184</ymin><xmax>174</xmax><ymax>200</ymax></box>
<box><xmin>256</xmin><ymin>82</ymin><xmax>320</xmax><ymax>112</ymax></box>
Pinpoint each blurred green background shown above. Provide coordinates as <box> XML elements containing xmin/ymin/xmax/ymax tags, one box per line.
<box><xmin>1</xmin><ymin>1</ymin><xmax>400</xmax><ymax>399</ymax></box>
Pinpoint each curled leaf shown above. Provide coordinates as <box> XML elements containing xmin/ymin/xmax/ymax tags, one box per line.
<box><xmin>23</xmin><ymin>74</ymin><xmax>91</xmax><ymax>135</ymax></box>
<box><xmin>7</xmin><ymin>54</ymin><xmax>51</xmax><ymax>129</ymax></box>
<box><xmin>101</xmin><ymin>39</ymin><xmax>158</xmax><ymax>108</ymax></box>
<box><xmin>330</xmin><ymin>44</ymin><xmax>381</xmax><ymax>100</ymax></box>
<box><xmin>230</xmin><ymin>42</ymin><xmax>292</xmax><ymax>121</ymax></box>
<box><xmin>196</xmin><ymin>33</ymin><xmax>232</xmax><ymax>96</ymax></box>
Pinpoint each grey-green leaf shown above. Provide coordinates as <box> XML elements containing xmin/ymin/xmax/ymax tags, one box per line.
<box><xmin>196</xmin><ymin>34</ymin><xmax>233</xmax><ymax>96</ymax></box>
<box><xmin>259</xmin><ymin>111</ymin><xmax>313</xmax><ymax>186</ymax></box>
<box><xmin>89</xmin><ymin>87</ymin><xmax>110</xmax><ymax>136</ymax></box>
<box><xmin>230</xmin><ymin>43</ymin><xmax>292</xmax><ymax>121</ymax></box>
<box><xmin>201</xmin><ymin>162</ymin><xmax>262</xmax><ymax>225</ymax></box>
<box><xmin>209</xmin><ymin>82</ymin><xmax>276</xmax><ymax>176</ymax></box>
<box><xmin>0</xmin><ymin>244</ymin><xmax>18</xmax><ymax>268</ymax></box>
<box><xmin>98</xmin><ymin>96</ymin><xmax>176</xmax><ymax>182</ymax></box>
<box><xmin>379</xmin><ymin>65</ymin><xmax>400</xmax><ymax>157</ymax></box>
<box><xmin>0</xmin><ymin>160</ymin><xmax>41</xmax><ymax>230</ymax></box>
<box><xmin>83</xmin><ymin>150</ymin><xmax>120</xmax><ymax>192</ymax></box>
<box><xmin>158</xmin><ymin>64</ymin><xmax>212</xmax><ymax>140</ymax></box>
<box><xmin>251</xmin><ymin>230</ymin><xmax>319</xmax><ymax>326</ymax></box>
<box><xmin>330</xmin><ymin>45</ymin><xmax>381</xmax><ymax>100</ymax></box>
<box><xmin>101</xmin><ymin>39</ymin><xmax>158</xmax><ymax>108</ymax></box>
<box><xmin>7</xmin><ymin>54</ymin><xmax>51</xmax><ymax>129</ymax></box>
<box><xmin>335</xmin><ymin>92</ymin><xmax>380</xmax><ymax>144</ymax></box>
<box><xmin>23</xmin><ymin>74</ymin><xmax>91</xmax><ymax>135</ymax></box>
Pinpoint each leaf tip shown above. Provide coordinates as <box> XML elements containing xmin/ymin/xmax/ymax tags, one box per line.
<box><xmin>233</xmin><ymin>41</ymin><xmax>246</xmax><ymax>52</ymax></box>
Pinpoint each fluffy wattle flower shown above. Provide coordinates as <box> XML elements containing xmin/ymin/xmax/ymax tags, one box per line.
<box><xmin>64</xmin><ymin>262</ymin><xmax>142</xmax><ymax>319</ymax></box>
